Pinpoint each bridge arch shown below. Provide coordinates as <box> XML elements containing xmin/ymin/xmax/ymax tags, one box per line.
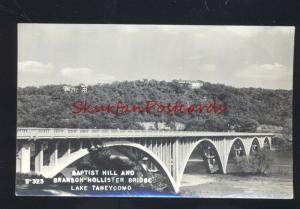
<box><xmin>263</xmin><ymin>137</ymin><xmax>271</xmax><ymax>149</ymax></box>
<box><xmin>229</xmin><ymin>138</ymin><xmax>247</xmax><ymax>153</ymax></box>
<box><xmin>103</xmin><ymin>141</ymin><xmax>178</xmax><ymax>192</ymax></box>
<box><xmin>250</xmin><ymin>138</ymin><xmax>260</xmax><ymax>154</ymax></box>
<box><xmin>225</xmin><ymin>138</ymin><xmax>247</xmax><ymax>172</ymax></box>
<box><xmin>177</xmin><ymin>138</ymin><xmax>224</xmax><ymax>187</ymax></box>
<box><xmin>42</xmin><ymin>140</ymin><xmax>178</xmax><ymax>192</ymax></box>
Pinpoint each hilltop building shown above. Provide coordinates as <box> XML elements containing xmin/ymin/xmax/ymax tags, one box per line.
<box><xmin>178</xmin><ymin>80</ymin><xmax>204</xmax><ymax>89</ymax></box>
<box><xmin>80</xmin><ymin>84</ymin><xmax>88</xmax><ymax>93</ymax></box>
<box><xmin>62</xmin><ymin>84</ymin><xmax>88</xmax><ymax>93</ymax></box>
<box><xmin>62</xmin><ymin>85</ymin><xmax>78</xmax><ymax>93</ymax></box>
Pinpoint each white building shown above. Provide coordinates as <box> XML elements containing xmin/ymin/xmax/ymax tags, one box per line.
<box><xmin>178</xmin><ymin>80</ymin><xmax>204</xmax><ymax>89</ymax></box>
<box><xmin>62</xmin><ymin>86</ymin><xmax>70</xmax><ymax>92</ymax></box>
<box><xmin>80</xmin><ymin>84</ymin><xmax>88</xmax><ymax>93</ymax></box>
<box><xmin>62</xmin><ymin>85</ymin><xmax>77</xmax><ymax>93</ymax></box>
<box><xmin>62</xmin><ymin>84</ymin><xmax>87</xmax><ymax>93</ymax></box>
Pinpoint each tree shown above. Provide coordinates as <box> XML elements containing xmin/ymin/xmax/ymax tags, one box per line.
<box><xmin>282</xmin><ymin>118</ymin><xmax>292</xmax><ymax>142</ymax></box>
<box><xmin>248</xmin><ymin>148</ymin><xmax>273</xmax><ymax>175</ymax></box>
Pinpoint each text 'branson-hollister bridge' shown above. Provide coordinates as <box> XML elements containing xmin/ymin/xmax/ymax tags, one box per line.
<box><xmin>17</xmin><ymin>128</ymin><xmax>275</xmax><ymax>192</ymax></box>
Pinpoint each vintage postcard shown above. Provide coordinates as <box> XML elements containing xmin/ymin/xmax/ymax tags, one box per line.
<box><xmin>16</xmin><ymin>24</ymin><xmax>294</xmax><ymax>198</ymax></box>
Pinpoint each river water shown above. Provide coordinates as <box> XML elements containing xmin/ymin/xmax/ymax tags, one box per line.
<box><xmin>179</xmin><ymin>151</ymin><xmax>293</xmax><ymax>199</ymax></box>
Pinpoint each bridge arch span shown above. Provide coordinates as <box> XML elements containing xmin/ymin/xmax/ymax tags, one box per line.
<box><xmin>103</xmin><ymin>141</ymin><xmax>178</xmax><ymax>192</ymax></box>
<box><xmin>177</xmin><ymin>138</ymin><xmax>224</xmax><ymax>187</ymax></box>
<box><xmin>250</xmin><ymin>137</ymin><xmax>260</xmax><ymax>154</ymax></box>
<box><xmin>263</xmin><ymin>137</ymin><xmax>271</xmax><ymax>149</ymax></box>
<box><xmin>225</xmin><ymin>138</ymin><xmax>247</xmax><ymax>172</ymax></box>
<box><xmin>42</xmin><ymin>140</ymin><xmax>178</xmax><ymax>192</ymax></box>
<box><xmin>228</xmin><ymin>137</ymin><xmax>245</xmax><ymax>151</ymax></box>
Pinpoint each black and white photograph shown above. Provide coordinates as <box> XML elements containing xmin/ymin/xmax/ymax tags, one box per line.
<box><xmin>16</xmin><ymin>24</ymin><xmax>294</xmax><ymax>198</ymax></box>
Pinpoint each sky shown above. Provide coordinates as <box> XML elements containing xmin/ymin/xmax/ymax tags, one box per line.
<box><xmin>18</xmin><ymin>24</ymin><xmax>295</xmax><ymax>89</ymax></box>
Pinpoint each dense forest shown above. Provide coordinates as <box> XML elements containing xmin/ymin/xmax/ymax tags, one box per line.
<box><xmin>17</xmin><ymin>80</ymin><xmax>292</xmax><ymax>138</ymax></box>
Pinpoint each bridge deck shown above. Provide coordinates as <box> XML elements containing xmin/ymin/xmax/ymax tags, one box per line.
<box><xmin>17</xmin><ymin>127</ymin><xmax>275</xmax><ymax>140</ymax></box>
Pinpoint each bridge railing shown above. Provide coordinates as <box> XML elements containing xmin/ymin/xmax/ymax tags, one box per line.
<box><xmin>17</xmin><ymin>127</ymin><xmax>275</xmax><ymax>140</ymax></box>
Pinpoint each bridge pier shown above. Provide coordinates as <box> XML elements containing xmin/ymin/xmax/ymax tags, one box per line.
<box><xmin>258</xmin><ymin>137</ymin><xmax>266</xmax><ymax>149</ymax></box>
<box><xmin>48</xmin><ymin>141</ymin><xmax>58</xmax><ymax>166</ymax></box>
<box><xmin>59</xmin><ymin>141</ymin><xmax>71</xmax><ymax>164</ymax></box>
<box><xmin>268</xmin><ymin>137</ymin><xmax>273</xmax><ymax>150</ymax></box>
<box><xmin>79</xmin><ymin>141</ymin><xmax>83</xmax><ymax>150</ymax></box>
<box><xmin>63</xmin><ymin>141</ymin><xmax>71</xmax><ymax>156</ymax></box>
<box><xmin>213</xmin><ymin>138</ymin><xmax>232</xmax><ymax>174</ymax></box>
<box><xmin>241</xmin><ymin>138</ymin><xmax>253</xmax><ymax>157</ymax></box>
<box><xmin>172</xmin><ymin>139</ymin><xmax>180</xmax><ymax>183</ymax></box>
<box><xmin>16</xmin><ymin>141</ymin><xmax>31</xmax><ymax>173</ymax></box>
<box><xmin>34</xmin><ymin>141</ymin><xmax>45</xmax><ymax>175</ymax></box>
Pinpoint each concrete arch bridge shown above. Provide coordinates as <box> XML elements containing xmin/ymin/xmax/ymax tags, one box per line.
<box><xmin>17</xmin><ymin>128</ymin><xmax>274</xmax><ymax>192</ymax></box>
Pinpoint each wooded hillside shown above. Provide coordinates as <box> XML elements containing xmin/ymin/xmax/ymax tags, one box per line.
<box><xmin>17</xmin><ymin>80</ymin><xmax>292</xmax><ymax>134</ymax></box>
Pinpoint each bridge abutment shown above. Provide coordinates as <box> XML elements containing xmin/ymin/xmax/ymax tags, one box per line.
<box><xmin>16</xmin><ymin>141</ymin><xmax>31</xmax><ymax>173</ymax></box>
